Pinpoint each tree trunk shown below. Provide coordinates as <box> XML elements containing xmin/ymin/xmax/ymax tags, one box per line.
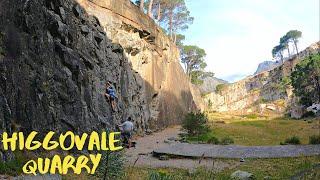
<box><xmin>174</xmin><ymin>33</ymin><xmax>177</xmax><ymax>44</ymax></box>
<box><xmin>294</xmin><ymin>40</ymin><xmax>299</xmax><ymax>55</ymax></box>
<box><xmin>186</xmin><ymin>63</ymin><xmax>191</xmax><ymax>78</ymax></box>
<box><xmin>287</xmin><ymin>47</ymin><xmax>290</xmax><ymax>58</ymax></box>
<box><xmin>157</xmin><ymin>2</ymin><xmax>161</xmax><ymax>21</ymax></box>
<box><xmin>148</xmin><ymin>0</ymin><xmax>154</xmax><ymax>18</ymax></box>
<box><xmin>280</xmin><ymin>51</ymin><xmax>284</xmax><ymax>64</ymax></box>
<box><xmin>140</xmin><ymin>0</ymin><xmax>145</xmax><ymax>12</ymax></box>
<box><xmin>169</xmin><ymin>9</ymin><xmax>173</xmax><ymax>39</ymax></box>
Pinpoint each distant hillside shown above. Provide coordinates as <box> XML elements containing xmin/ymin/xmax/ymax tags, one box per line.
<box><xmin>254</xmin><ymin>60</ymin><xmax>281</xmax><ymax>75</ymax></box>
<box><xmin>203</xmin><ymin>41</ymin><xmax>320</xmax><ymax>114</ymax></box>
<box><xmin>199</xmin><ymin>77</ymin><xmax>228</xmax><ymax>93</ymax></box>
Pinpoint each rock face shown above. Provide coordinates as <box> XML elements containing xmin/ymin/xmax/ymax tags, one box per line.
<box><xmin>198</xmin><ymin>77</ymin><xmax>228</xmax><ymax>94</ymax></box>
<box><xmin>230</xmin><ymin>170</ymin><xmax>254</xmax><ymax>180</ymax></box>
<box><xmin>204</xmin><ymin>42</ymin><xmax>320</xmax><ymax>113</ymax></box>
<box><xmin>254</xmin><ymin>60</ymin><xmax>281</xmax><ymax>75</ymax></box>
<box><xmin>0</xmin><ymin>0</ymin><xmax>202</xmax><ymax>135</ymax></box>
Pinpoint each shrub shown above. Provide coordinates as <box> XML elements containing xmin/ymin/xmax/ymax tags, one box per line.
<box><xmin>182</xmin><ymin>112</ymin><xmax>209</xmax><ymax>136</ymax></box>
<box><xmin>207</xmin><ymin>136</ymin><xmax>220</xmax><ymax>144</ymax></box>
<box><xmin>284</xmin><ymin>136</ymin><xmax>301</xmax><ymax>145</ymax></box>
<box><xmin>148</xmin><ymin>171</ymin><xmax>173</xmax><ymax>180</ymax></box>
<box><xmin>94</xmin><ymin>151</ymin><xmax>125</xmax><ymax>179</ymax></box>
<box><xmin>215</xmin><ymin>84</ymin><xmax>227</xmax><ymax>94</ymax></box>
<box><xmin>309</xmin><ymin>135</ymin><xmax>320</xmax><ymax>144</ymax></box>
<box><xmin>220</xmin><ymin>137</ymin><xmax>235</xmax><ymax>145</ymax></box>
<box><xmin>243</xmin><ymin>114</ymin><xmax>258</xmax><ymax>119</ymax></box>
<box><xmin>302</xmin><ymin>111</ymin><xmax>316</xmax><ymax>118</ymax></box>
<box><xmin>291</xmin><ymin>54</ymin><xmax>320</xmax><ymax>106</ymax></box>
<box><xmin>0</xmin><ymin>152</ymin><xmax>26</xmax><ymax>176</ymax></box>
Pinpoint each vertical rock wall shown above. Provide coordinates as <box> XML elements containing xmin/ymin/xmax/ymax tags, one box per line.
<box><xmin>77</xmin><ymin>0</ymin><xmax>204</xmax><ymax>129</ymax></box>
<box><xmin>0</xmin><ymin>0</ymin><xmax>203</xmax><ymax>136</ymax></box>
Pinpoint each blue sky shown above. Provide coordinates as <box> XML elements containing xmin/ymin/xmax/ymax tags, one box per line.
<box><xmin>183</xmin><ymin>0</ymin><xmax>319</xmax><ymax>82</ymax></box>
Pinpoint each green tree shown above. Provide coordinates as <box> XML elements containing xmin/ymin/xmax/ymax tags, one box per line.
<box><xmin>286</xmin><ymin>30</ymin><xmax>302</xmax><ymax>55</ymax></box>
<box><xmin>159</xmin><ymin>0</ymin><xmax>193</xmax><ymax>41</ymax></box>
<box><xmin>175</xmin><ymin>34</ymin><xmax>185</xmax><ymax>48</ymax></box>
<box><xmin>280</xmin><ymin>35</ymin><xmax>291</xmax><ymax>58</ymax></box>
<box><xmin>181</xmin><ymin>45</ymin><xmax>213</xmax><ymax>84</ymax></box>
<box><xmin>290</xmin><ymin>54</ymin><xmax>320</xmax><ymax>106</ymax></box>
<box><xmin>272</xmin><ymin>44</ymin><xmax>285</xmax><ymax>63</ymax></box>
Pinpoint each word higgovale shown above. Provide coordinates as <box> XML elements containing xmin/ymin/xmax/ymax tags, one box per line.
<box><xmin>1</xmin><ymin>131</ymin><xmax>123</xmax><ymax>175</ymax></box>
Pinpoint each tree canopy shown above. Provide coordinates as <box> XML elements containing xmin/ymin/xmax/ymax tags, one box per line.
<box><xmin>181</xmin><ymin>45</ymin><xmax>213</xmax><ymax>85</ymax></box>
<box><xmin>291</xmin><ymin>54</ymin><xmax>320</xmax><ymax>106</ymax></box>
<box><xmin>136</xmin><ymin>0</ymin><xmax>213</xmax><ymax>85</ymax></box>
<box><xmin>272</xmin><ymin>30</ymin><xmax>302</xmax><ymax>63</ymax></box>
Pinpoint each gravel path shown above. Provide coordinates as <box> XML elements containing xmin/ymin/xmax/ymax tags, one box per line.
<box><xmin>125</xmin><ymin>126</ymin><xmax>239</xmax><ymax>170</ymax></box>
<box><xmin>154</xmin><ymin>143</ymin><xmax>320</xmax><ymax>158</ymax></box>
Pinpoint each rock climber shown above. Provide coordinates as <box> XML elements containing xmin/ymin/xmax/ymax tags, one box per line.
<box><xmin>118</xmin><ymin>117</ymin><xmax>134</xmax><ymax>148</ymax></box>
<box><xmin>105</xmin><ymin>81</ymin><xmax>117</xmax><ymax>112</ymax></box>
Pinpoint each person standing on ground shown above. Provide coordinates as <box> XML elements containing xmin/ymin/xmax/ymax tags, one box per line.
<box><xmin>118</xmin><ymin>117</ymin><xmax>134</xmax><ymax>148</ymax></box>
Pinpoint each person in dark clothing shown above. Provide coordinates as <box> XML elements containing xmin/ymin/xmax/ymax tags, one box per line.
<box><xmin>105</xmin><ymin>82</ymin><xmax>117</xmax><ymax>111</ymax></box>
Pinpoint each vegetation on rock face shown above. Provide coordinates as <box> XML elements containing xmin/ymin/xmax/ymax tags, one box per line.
<box><xmin>182</xmin><ymin>112</ymin><xmax>209</xmax><ymax>136</ymax></box>
<box><xmin>291</xmin><ymin>54</ymin><xmax>320</xmax><ymax>106</ymax></box>
<box><xmin>215</xmin><ymin>84</ymin><xmax>227</xmax><ymax>94</ymax></box>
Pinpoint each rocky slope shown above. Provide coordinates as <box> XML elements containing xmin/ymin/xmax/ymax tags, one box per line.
<box><xmin>198</xmin><ymin>77</ymin><xmax>228</xmax><ymax>94</ymax></box>
<box><xmin>204</xmin><ymin>42</ymin><xmax>320</xmax><ymax>114</ymax></box>
<box><xmin>0</xmin><ymin>0</ymin><xmax>202</xmax><ymax>136</ymax></box>
<box><xmin>254</xmin><ymin>60</ymin><xmax>281</xmax><ymax>75</ymax></box>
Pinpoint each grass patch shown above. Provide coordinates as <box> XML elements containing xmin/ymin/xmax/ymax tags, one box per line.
<box><xmin>125</xmin><ymin>167</ymin><xmax>215</xmax><ymax>180</ymax></box>
<box><xmin>125</xmin><ymin>156</ymin><xmax>320</xmax><ymax>180</ymax></box>
<box><xmin>216</xmin><ymin>156</ymin><xmax>320</xmax><ymax>179</ymax></box>
<box><xmin>205</xmin><ymin>113</ymin><xmax>319</xmax><ymax>146</ymax></box>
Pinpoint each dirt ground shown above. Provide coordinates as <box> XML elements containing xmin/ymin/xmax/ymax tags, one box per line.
<box><xmin>124</xmin><ymin>126</ymin><xmax>239</xmax><ymax>171</ymax></box>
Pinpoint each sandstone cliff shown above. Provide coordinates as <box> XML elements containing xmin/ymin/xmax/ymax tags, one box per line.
<box><xmin>204</xmin><ymin>42</ymin><xmax>320</xmax><ymax>114</ymax></box>
<box><xmin>0</xmin><ymin>0</ymin><xmax>202</xmax><ymax>135</ymax></box>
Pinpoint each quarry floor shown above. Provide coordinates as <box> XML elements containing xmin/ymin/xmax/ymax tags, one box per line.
<box><xmin>125</xmin><ymin>126</ymin><xmax>239</xmax><ymax>171</ymax></box>
<box><xmin>125</xmin><ymin>126</ymin><xmax>320</xmax><ymax>170</ymax></box>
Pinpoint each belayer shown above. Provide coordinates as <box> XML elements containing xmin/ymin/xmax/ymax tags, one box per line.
<box><xmin>118</xmin><ymin>117</ymin><xmax>134</xmax><ymax>148</ymax></box>
<box><xmin>105</xmin><ymin>81</ymin><xmax>117</xmax><ymax>112</ymax></box>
